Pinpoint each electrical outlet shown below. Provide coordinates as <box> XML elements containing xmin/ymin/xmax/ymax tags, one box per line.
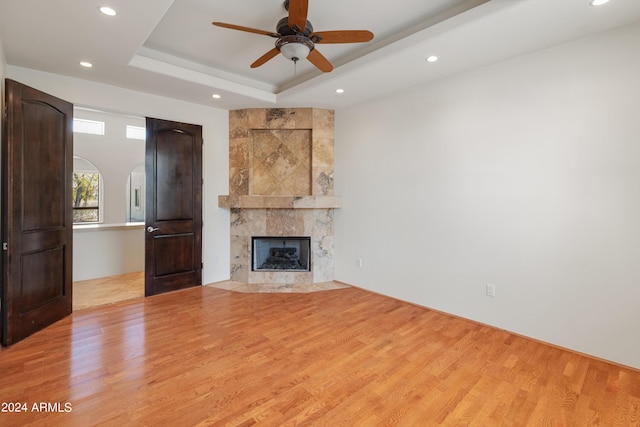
<box><xmin>486</xmin><ymin>283</ymin><xmax>496</xmax><ymax>297</ymax></box>
<box><xmin>356</xmin><ymin>257</ymin><xmax>363</xmax><ymax>268</ymax></box>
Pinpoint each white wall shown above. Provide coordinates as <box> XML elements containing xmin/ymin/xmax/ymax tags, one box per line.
<box><xmin>6</xmin><ymin>66</ymin><xmax>231</xmax><ymax>285</ymax></box>
<box><xmin>74</xmin><ymin>227</ymin><xmax>145</xmax><ymax>280</ymax></box>
<box><xmin>334</xmin><ymin>23</ymin><xmax>640</xmax><ymax>369</ymax></box>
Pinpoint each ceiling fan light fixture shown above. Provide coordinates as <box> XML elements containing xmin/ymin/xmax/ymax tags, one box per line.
<box><xmin>280</xmin><ymin>43</ymin><xmax>310</xmax><ymax>62</ymax></box>
<box><xmin>276</xmin><ymin>35</ymin><xmax>314</xmax><ymax>62</ymax></box>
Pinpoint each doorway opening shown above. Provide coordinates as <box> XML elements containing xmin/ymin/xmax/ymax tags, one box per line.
<box><xmin>72</xmin><ymin>107</ymin><xmax>146</xmax><ymax>311</ymax></box>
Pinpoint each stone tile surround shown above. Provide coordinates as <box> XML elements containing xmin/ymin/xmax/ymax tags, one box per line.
<box><xmin>218</xmin><ymin>108</ymin><xmax>340</xmax><ymax>285</ymax></box>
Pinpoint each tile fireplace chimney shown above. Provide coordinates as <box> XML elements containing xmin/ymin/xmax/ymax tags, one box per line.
<box><xmin>218</xmin><ymin>108</ymin><xmax>340</xmax><ymax>285</ymax></box>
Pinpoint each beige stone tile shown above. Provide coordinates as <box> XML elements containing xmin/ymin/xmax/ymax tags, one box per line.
<box><xmin>229</xmin><ymin>109</ymin><xmax>249</xmax><ymax>139</ymax></box>
<box><xmin>312</xmin><ymin>109</ymin><xmax>335</xmax><ymax>139</ymax></box>
<box><xmin>230</xmin><ymin>208</ymin><xmax>248</xmax><ymax>234</ymax></box>
<box><xmin>247</xmin><ymin>210</ymin><xmax>267</xmax><ymax>235</ymax></box>
<box><xmin>250</xmin><ymin>129</ymin><xmax>311</xmax><ymax>196</ymax></box>
<box><xmin>271</xmin><ymin>271</ymin><xmax>295</xmax><ymax>284</ymax></box>
<box><xmin>266</xmin><ymin>209</ymin><xmax>303</xmax><ymax>234</ymax></box>
<box><xmin>248</xmin><ymin>271</ymin><xmax>264</xmax><ymax>284</ymax></box>
<box><xmin>312</xmin><ymin>167</ymin><xmax>334</xmax><ymax>196</ymax></box>
<box><xmin>314</xmin><ymin>209</ymin><xmax>334</xmax><ymax>235</ymax></box>
<box><xmin>207</xmin><ymin>280</ymin><xmax>349</xmax><ymax>293</ymax></box>
<box><xmin>314</xmin><ymin>196</ymin><xmax>342</xmax><ymax>209</ymax></box>
<box><xmin>262</xmin><ymin>196</ymin><xmax>293</xmax><ymax>209</ymax></box>
<box><xmin>230</xmin><ymin>263</ymin><xmax>248</xmax><ymax>283</ymax></box>
<box><xmin>230</xmin><ymin>234</ymin><xmax>250</xmax><ymax>262</ymax></box>
<box><xmin>294</xmin><ymin>108</ymin><xmax>313</xmax><ymax>129</ymax></box>
<box><xmin>218</xmin><ymin>195</ymin><xmax>237</xmax><ymax>208</ymax></box>
<box><xmin>292</xmin><ymin>196</ymin><xmax>316</xmax><ymax>208</ymax></box>
<box><xmin>266</xmin><ymin>108</ymin><xmax>296</xmax><ymax>129</ymax></box>
<box><xmin>229</xmin><ymin>167</ymin><xmax>249</xmax><ymax>195</ymax></box>
<box><xmin>247</xmin><ymin>108</ymin><xmax>267</xmax><ymax>129</ymax></box>
<box><xmin>293</xmin><ymin>272</ymin><xmax>313</xmax><ymax>284</ymax></box>
<box><xmin>238</xmin><ymin>196</ymin><xmax>264</xmax><ymax>208</ymax></box>
<box><xmin>312</xmin><ymin>138</ymin><xmax>334</xmax><ymax>168</ymax></box>
<box><xmin>251</xmin><ymin>161</ymin><xmax>279</xmax><ymax>195</ymax></box>
<box><xmin>229</xmin><ymin>137</ymin><xmax>250</xmax><ymax>168</ymax></box>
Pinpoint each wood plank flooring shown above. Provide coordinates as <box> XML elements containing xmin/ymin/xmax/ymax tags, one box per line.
<box><xmin>1</xmin><ymin>285</ymin><xmax>639</xmax><ymax>426</ymax></box>
<box><xmin>72</xmin><ymin>272</ymin><xmax>144</xmax><ymax>311</ymax></box>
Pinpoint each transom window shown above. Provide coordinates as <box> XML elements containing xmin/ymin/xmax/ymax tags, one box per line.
<box><xmin>126</xmin><ymin>125</ymin><xmax>146</xmax><ymax>140</ymax></box>
<box><xmin>73</xmin><ymin>118</ymin><xmax>105</xmax><ymax>135</ymax></box>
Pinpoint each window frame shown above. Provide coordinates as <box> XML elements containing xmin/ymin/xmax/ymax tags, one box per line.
<box><xmin>72</xmin><ymin>157</ymin><xmax>104</xmax><ymax>224</ymax></box>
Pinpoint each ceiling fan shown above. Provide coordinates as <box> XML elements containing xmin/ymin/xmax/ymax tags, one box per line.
<box><xmin>212</xmin><ymin>0</ymin><xmax>374</xmax><ymax>72</ymax></box>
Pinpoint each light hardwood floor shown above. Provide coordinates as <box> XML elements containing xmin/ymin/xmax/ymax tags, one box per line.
<box><xmin>1</xmin><ymin>285</ymin><xmax>639</xmax><ymax>426</ymax></box>
<box><xmin>72</xmin><ymin>271</ymin><xmax>144</xmax><ymax>311</ymax></box>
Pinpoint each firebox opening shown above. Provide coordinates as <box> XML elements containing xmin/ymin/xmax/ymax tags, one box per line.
<box><xmin>252</xmin><ymin>236</ymin><xmax>311</xmax><ymax>272</ymax></box>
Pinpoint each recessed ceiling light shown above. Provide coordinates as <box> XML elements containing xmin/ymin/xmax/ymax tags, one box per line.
<box><xmin>80</xmin><ymin>61</ymin><xmax>93</xmax><ymax>68</ymax></box>
<box><xmin>590</xmin><ymin>0</ymin><xmax>610</xmax><ymax>5</ymax></box>
<box><xmin>212</xmin><ymin>94</ymin><xmax>221</xmax><ymax>99</ymax></box>
<box><xmin>426</xmin><ymin>55</ymin><xmax>439</xmax><ymax>63</ymax></box>
<box><xmin>335</xmin><ymin>89</ymin><xmax>344</xmax><ymax>94</ymax></box>
<box><xmin>99</xmin><ymin>6</ymin><xmax>117</xmax><ymax>16</ymax></box>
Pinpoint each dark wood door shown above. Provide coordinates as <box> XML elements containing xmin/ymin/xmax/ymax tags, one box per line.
<box><xmin>1</xmin><ymin>79</ymin><xmax>73</xmax><ymax>346</ymax></box>
<box><xmin>145</xmin><ymin>118</ymin><xmax>202</xmax><ymax>296</ymax></box>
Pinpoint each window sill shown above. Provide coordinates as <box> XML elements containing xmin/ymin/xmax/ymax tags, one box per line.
<box><xmin>73</xmin><ymin>222</ymin><xmax>145</xmax><ymax>232</ymax></box>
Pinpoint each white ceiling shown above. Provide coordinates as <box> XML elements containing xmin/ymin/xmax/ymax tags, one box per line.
<box><xmin>1</xmin><ymin>0</ymin><xmax>639</xmax><ymax>111</ymax></box>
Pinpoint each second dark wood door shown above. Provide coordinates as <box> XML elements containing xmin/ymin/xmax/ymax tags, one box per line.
<box><xmin>144</xmin><ymin>118</ymin><xmax>203</xmax><ymax>296</ymax></box>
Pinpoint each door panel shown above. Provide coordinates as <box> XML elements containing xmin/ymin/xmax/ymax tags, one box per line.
<box><xmin>20</xmin><ymin>247</ymin><xmax>65</xmax><ymax>313</ymax></box>
<box><xmin>21</xmin><ymin>101</ymin><xmax>67</xmax><ymax>230</ymax></box>
<box><xmin>156</xmin><ymin>134</ymin><xmax>195</xmax><ymax>221</ymax></box>
<box><xmin>145</xmin><ymin>118</ymin><xmax>202</xmax><ymax>296</ymax></box>
<box><xmin>2</xmin><ymin>79</ymin><xmax>73</xmax><ymax>346</ymax></box>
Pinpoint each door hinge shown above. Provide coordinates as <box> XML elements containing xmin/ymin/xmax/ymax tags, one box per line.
<box><xmin>201</xmin><ymin>262</ymin><xmax>204</xmax><ymax>269</ymax></box>
<box><xmin>2</xmin><ymin>242</ymin><xmax>8</xmax><ymax>251</ymax></box>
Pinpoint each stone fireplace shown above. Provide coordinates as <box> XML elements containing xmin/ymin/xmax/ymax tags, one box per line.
<box><xmin>218</xmin><ymin>108</ymin><xmax>340</xmax><ymax>285</ymax></box>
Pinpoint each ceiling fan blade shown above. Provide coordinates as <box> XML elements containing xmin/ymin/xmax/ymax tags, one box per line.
<box><xmin>312</xmin><ymin>30</ymin><xmax>374</xmax><ymax>44</ymax></box>
<box><xmin>251</xmin><ymin>48</ymin><xmax>281</xmax><ymax>68</ymax></box>
<box><xmin>212</xmin><ymin>22</ymin><xmax>280</xmax><ymax>38</ymax></box>
<box><xmin>307</xmin><ymin>49</ymin><xmax>333</xmax><ymax>72</ymax></box>
<box><xmin>288</xmin><ymin>0</ymin><xmax>309</xmax><ymax>31</ymax></box>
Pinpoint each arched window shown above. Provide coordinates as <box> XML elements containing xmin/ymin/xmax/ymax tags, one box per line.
<box><xmin>126</xmin><ymin>164</ymin><xmax>145</xmax><ymax>223</ymax></box>
<box><xmin>72</xmin><ymin>156</ymin><xmax>103</xmax><ymax>223</ymax></box>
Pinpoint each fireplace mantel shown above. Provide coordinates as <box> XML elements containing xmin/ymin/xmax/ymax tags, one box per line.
<box><xmin>218</xmin><ymin>195</ymin><xmax>341</xmax><ymax>209</ymax></box>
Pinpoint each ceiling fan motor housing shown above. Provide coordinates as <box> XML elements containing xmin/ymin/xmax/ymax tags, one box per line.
<box><xmin>276</xmin><ymin>16</ymin><xmax>313</xmax><ymax>36</ymax></box>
